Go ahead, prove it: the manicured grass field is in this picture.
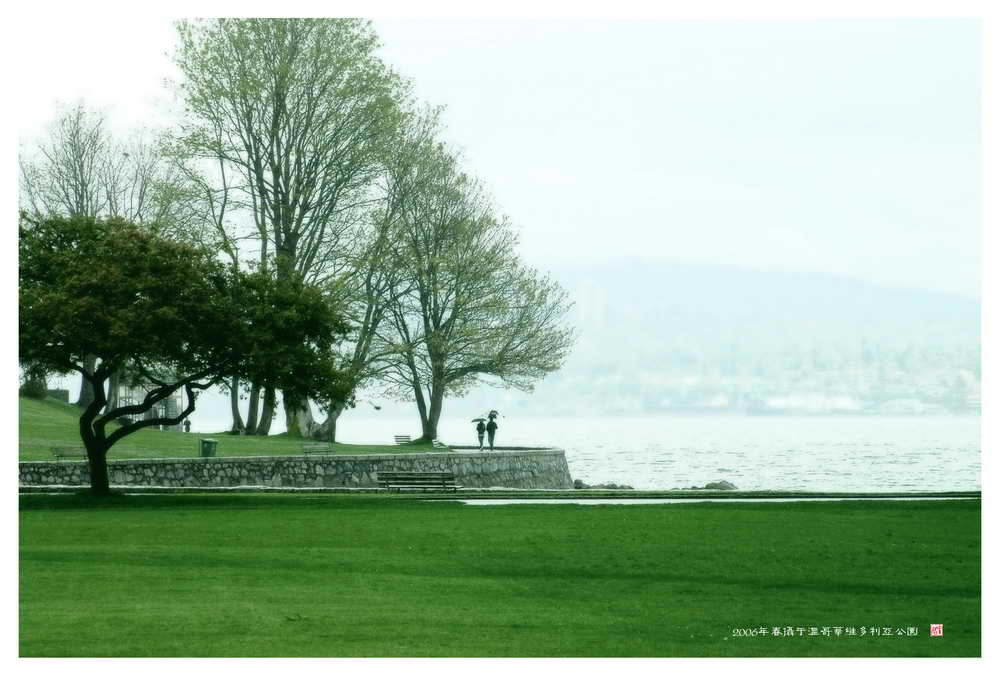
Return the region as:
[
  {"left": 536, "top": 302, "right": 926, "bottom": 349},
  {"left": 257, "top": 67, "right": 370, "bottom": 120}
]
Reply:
[
  {"left": 18, "top": 396, "right": 440, "bottom": 461},
  {"left": 19, "top": 493, "right": 980, "bottom": 657}
]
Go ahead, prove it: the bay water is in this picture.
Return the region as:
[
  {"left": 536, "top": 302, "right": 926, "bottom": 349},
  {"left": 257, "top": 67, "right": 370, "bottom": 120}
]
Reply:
[{"left": 337, "top": 414, "right": 980, "bottom": 492}]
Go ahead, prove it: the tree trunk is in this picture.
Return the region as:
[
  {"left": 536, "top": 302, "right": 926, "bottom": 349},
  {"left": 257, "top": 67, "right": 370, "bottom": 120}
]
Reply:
[
  {"left": 284, "top": 393, "right": 315, "bottom": 439},
  {"left": 417, "top": 364, "right": 446, "bottom": 442},
  {"left": 79, "top": 372, "right": 111, "bottom": 496},
  {"left": 313, "top": 402, "right": 345, "bottom": 442},
  {"left": 412, "top": 382, "right": 430, "bottom": 441},
  {"left": 256, "top": 387, "right": 276, "bottom": 435},
  {"left": 104, "top": 369, "right": 120, "bottom": 413},
  {"left": 76, "top": 355, "right": 98, "bottom": 408},
  {"left": 85, "top": 446, "right": 111, "bottom": 496},
  {"left": 229, "top": 376, "right": 245, "bottom": 434},
  {"left": 244, "top": 383, "right": 261, "bottom": 435},
  {"left": 422, "top": 381, "right": 445, "bottom": 442}
]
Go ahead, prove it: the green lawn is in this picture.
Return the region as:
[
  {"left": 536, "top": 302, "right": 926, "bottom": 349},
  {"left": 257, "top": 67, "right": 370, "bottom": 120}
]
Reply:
[
  {"left": 19, "top": 493, "right": 980, "bottom": 657},
  {"left": 18, "top": 396, "right": 441, "bottom": 461}
]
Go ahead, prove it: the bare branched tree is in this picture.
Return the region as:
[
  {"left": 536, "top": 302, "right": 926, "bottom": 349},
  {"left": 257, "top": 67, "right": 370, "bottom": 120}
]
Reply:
[
  {"left": 172, "top": 18, "right": 409, "bottom": 437},
  {"left": 302, "top": 109, "right": 445, "bottom": 441},
  {"left": 163, "top": 148, "right": 261, "bottom": 432},
  {"left": 375, "top": 135, "right": 576, "bottom": 441},
  {"left": 19, "top": 103, "right": 109, "bottom": 220}
]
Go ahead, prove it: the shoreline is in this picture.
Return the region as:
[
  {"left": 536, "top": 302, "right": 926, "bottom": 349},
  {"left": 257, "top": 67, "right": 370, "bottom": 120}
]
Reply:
[{"left": 17, "top": 486, "right": 981, "bottom": 500}]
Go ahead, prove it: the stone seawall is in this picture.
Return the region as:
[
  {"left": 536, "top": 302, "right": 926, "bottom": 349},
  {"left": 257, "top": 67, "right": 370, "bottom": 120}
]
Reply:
[{"left": 18, "top": 448, "right": 573, "bottom": 490}]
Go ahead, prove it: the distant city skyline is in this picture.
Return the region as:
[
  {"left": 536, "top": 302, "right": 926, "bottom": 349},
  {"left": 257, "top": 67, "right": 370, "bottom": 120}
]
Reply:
[{"left": 14, "top": 16, "right": 982, "bottom": 298}]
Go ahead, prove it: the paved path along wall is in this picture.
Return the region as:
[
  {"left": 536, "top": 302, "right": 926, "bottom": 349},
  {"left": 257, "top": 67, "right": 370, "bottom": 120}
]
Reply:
[{"left": 18, "top": 448, "right": 573, "bottom": 490}]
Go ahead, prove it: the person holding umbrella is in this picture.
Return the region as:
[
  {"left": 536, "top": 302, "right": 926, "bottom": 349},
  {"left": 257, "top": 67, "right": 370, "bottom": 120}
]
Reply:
[
  {"left": 486, "top": 410, "right": 499, "bottom": 451},
  {"left": 472, "top": 418, "right": 487, "bottom": 450}
]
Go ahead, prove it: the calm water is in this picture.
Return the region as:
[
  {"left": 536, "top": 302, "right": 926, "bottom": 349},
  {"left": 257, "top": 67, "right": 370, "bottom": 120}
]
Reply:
[{"left": 337, "top": 415, "right": 981, "bottom": 492}]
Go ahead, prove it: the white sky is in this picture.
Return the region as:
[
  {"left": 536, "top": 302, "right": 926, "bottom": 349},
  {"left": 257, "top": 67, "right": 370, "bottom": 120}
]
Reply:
[
  {"left": 377, "top": 18, "right": 982, "bottom": 298},
  {"left": 10, "top": 11, "right": 983, "bottom": 298}
]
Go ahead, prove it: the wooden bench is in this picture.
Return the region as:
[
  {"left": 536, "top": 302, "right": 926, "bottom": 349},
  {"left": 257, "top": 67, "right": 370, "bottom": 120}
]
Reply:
[
  {"left": 377, "top": 471, "right": 462, "bottom": 492},
  {"left": 394, "top": 436, "right": 450, "bottom": 449},
  {"left": 51, "top": 446, "right": 87, "bottom": 461},
  {"left": 302, "top": 442, "right": 334, "bottom": 455}
]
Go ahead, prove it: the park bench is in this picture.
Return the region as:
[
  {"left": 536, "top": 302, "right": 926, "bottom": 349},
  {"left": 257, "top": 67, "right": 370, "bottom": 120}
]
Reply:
[
  {"left": 302, "top": 442, "right": 334, "bottom": 455},
  {"left": 50, "top": 446, "right": 87, "bottom": 461},
  {"left": 377, "top": 471, "right": 462, "bottom": 492},
  {"left": 394, "top": 436, "right": 449, "bottom": 449}
]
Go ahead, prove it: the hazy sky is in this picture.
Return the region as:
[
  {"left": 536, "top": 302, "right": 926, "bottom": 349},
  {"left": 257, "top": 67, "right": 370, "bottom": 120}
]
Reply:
[
  {"left": 14, "top": 16, "right": 981, "bottom": 299},
  {"left": 10, "top": 11, "right": 987, "bottom": 434}
]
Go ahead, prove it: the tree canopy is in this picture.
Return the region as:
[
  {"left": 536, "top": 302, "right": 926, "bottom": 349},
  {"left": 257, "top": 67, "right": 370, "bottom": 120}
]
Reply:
[
  {"left": 19, "top": 214, "right": 351, "bottom": 493},
  {"left": 374, "top": 124, "right": 575, "bottom": 441},
  {"left": 19, "top": 19, "right": 576, "bottom": 449},
  {"left": 171, "top": 18, "right": 410, "bottom": 436},
  {"left": 19, "top": 103, "right": 201, "bottom": 408}
]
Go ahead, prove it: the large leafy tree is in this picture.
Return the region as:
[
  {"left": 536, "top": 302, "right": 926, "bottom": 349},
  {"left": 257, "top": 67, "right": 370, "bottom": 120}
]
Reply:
[
  {"left": 19, "top": 215, "right": 351, "bottom": 495},
  {"left": 296, "top": 109, "right": 444, "bottom": 442},
  {"left": 171, "top": 18, "right": 408, "bottom": 437},
  {"left": 376, "top": 133, "right": 576, "bottom": 441},
  {"left": 20, "top": 103, "right": 198, "bottom": 407}
]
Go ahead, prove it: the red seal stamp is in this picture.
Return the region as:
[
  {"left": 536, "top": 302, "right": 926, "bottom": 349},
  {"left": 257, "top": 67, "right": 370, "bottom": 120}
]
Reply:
[{"left": 930, "top": 624, "right": 943, "bottom": 637}]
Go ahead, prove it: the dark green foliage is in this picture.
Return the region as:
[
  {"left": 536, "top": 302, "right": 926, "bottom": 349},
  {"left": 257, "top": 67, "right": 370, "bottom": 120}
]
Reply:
[
  {"left": 19, "top": 368, "right": 48, "bottom": 399},
  {"left": 234, "top": 269, "right": 353, "bottom": 408},
  {"left": 19, "top": 215, "right": 352, "bottom": 492},
  {"left": 20, "top": 216, "right": 235, "bottom": 373},
  {"left": 18, "top": 381, "right": 48, "bottom": 399}
]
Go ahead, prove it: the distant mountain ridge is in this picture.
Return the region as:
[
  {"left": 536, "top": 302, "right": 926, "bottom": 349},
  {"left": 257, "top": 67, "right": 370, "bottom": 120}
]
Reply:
[
  {"left": 437, "top": 260, "right": 980, "bottom": 416},
  {"left": 546, "top": 259, "right": 979, "bottom": 351}
]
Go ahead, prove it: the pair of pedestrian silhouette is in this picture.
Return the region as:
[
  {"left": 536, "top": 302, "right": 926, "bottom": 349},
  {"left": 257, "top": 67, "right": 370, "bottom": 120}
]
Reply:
[{"left": 476, "top": 413, "right": 498, "bottom": 451}]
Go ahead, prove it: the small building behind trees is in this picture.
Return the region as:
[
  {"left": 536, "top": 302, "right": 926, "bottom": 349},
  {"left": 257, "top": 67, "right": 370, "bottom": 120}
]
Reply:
[{"left": 115, "top": 379, "right": 187, "bottom": 431}]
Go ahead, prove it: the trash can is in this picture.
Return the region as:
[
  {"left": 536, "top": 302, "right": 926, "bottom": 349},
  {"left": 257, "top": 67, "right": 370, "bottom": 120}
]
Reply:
[{"left": 199, "top": 438, "right": 218, "bottom": 458}]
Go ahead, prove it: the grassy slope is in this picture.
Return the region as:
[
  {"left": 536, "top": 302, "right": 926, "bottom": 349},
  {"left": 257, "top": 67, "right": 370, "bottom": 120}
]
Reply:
[
  {"left": 19, "top": 493, "right": 980, "bottom": 657},
  {"left": 18, "top": 396, "right": 441, "bottom": 461}
]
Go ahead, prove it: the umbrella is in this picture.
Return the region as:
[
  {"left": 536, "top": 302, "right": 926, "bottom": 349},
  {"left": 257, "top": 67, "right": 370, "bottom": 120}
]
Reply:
[
  {"left": 471, "top": 417, "right": 487, "bottom": 423},
  {"left": 488, "top": 410, "right": 500, "bottom": 418}
]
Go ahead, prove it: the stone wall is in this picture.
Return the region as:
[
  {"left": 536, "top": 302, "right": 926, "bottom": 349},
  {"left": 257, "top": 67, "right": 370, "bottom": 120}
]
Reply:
[{"left": 18, "top": 448, "right": 573, "bottom": 490}]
